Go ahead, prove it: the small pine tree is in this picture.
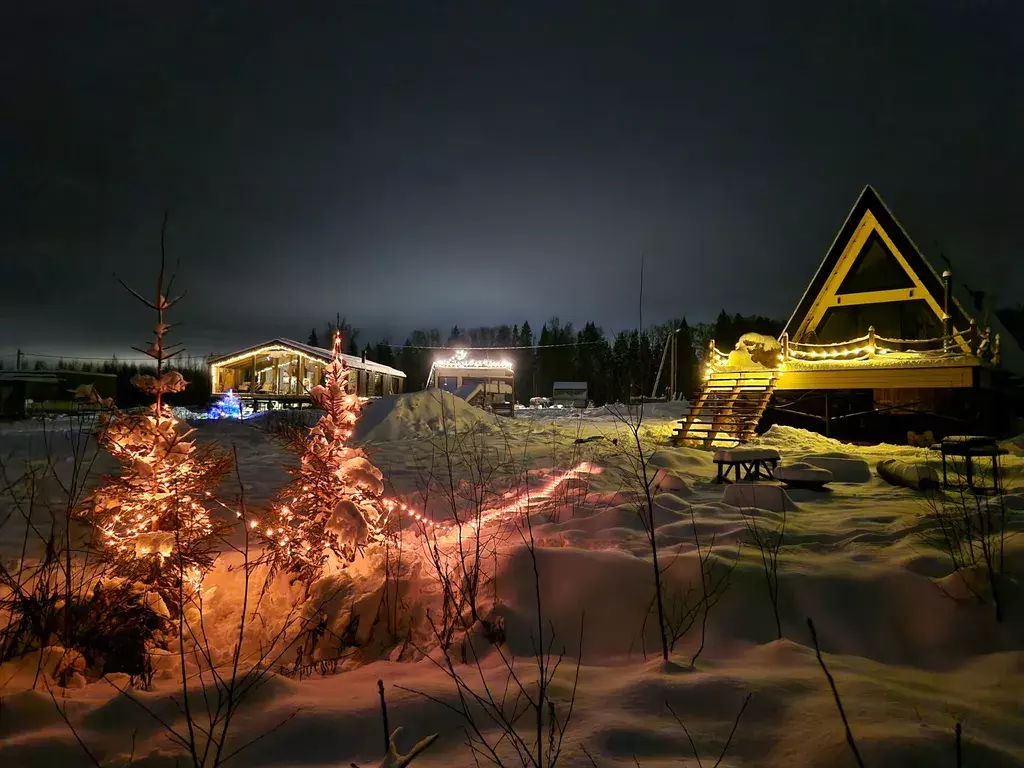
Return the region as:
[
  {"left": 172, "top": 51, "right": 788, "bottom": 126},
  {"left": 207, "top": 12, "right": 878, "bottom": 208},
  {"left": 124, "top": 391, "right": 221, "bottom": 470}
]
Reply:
[
  {"left": 86, "top": 224, "right": 232, "bottom": 608},
  {"left": 308, "top": 328, "right": 320, "bottom": 348},
  {"left": 258, "top": 331, "right": 390, "bottom": 582}
]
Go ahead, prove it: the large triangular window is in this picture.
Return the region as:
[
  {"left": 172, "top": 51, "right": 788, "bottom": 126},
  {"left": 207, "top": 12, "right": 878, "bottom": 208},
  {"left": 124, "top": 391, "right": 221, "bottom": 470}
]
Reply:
[{"left": 836, "top": 232, "right": 915, "bottom": 295}]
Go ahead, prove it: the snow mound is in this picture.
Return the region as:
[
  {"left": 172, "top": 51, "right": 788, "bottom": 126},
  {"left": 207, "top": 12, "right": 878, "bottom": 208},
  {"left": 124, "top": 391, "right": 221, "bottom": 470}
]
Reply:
[
  {"left": 735, "top": 332, "right": 782, "bottom": 367},
  {"left": 799, "top": 454, "right": 871, "bottom": 483},
  {"left": 721, "top": 482, "right": 801, "bottom": 512},
  {"left": 756, "top": 425, "right": 931, "bottom": 460},
  {"left": 171, "top": 405, "right": 206, "bottom": 421},
  {"left": 353, "top": 390, "right": 508, "bottom": 442},
  {"left": 652, "top": 467, "right": 689, "bottom": 493},
  {"left": 773, "top": 462, "right": 833, "bottom": 487}
]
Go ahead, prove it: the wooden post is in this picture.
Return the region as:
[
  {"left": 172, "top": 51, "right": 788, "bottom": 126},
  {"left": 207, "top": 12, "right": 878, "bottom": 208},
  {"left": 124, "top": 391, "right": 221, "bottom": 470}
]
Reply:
[
  {"left": 942, "top": 270, "right": 953, "bottom": 351},
  {"left": 969, "top": 319, "right": 978, "bottom": 355},
  {"left": 16, "top": 348, "right": 23, "bottom": 371},
  {"left": 993, "top": 333, "right": 1001, "bottom": 365},
  {"left": 781, "top": 332, "right": 789, "bottom": 363},
  {"left": 251, "top": 354, "right": 257, "bottom": 393},
  {"left": 867, "top": 326, "right": 876, "bottom": 358},
  {"left": 823, "top": 391, "right": 831, "bottom": 438},
  {"left": 651, "top": 328, "right": 672, "bottom": 399}
]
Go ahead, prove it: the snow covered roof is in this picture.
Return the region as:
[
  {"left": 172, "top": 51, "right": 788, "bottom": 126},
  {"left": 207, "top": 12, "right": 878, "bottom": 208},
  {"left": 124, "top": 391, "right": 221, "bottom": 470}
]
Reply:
[
  {"left": 553, "top": 381, "right": 588, "bottom": 390},
  {"left": 0, "top": 372, "right": 60, "bottom": 383},
  {"left": 208, "top": 338, "right": 406, "bottom": 378}
]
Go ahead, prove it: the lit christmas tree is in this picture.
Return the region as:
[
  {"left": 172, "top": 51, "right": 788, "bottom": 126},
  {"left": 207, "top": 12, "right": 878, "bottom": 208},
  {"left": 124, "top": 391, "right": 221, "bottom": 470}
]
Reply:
[
  {"left": 86, "top": 231, "right": 231, "bottom": 604},
  {"left": 207, "top": 388, "right": 242, "bottom": 419},
  {"left": 258, "top": 330, "right": 390, "bottom": 581}
]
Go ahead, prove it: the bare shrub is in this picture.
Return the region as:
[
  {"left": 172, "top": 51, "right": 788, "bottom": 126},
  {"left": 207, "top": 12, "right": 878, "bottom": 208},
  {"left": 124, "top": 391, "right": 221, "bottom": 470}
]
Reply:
[
  {"left": 742, "top": 500, "right": 786, "bottom": 640},
  {"left": 666, "top": 691, "right": 752, "bottom": 767},
  {"left": 402, "top": 419, "right": 584, "bottom": 766},
  {"left": 922, "top": 479, "right": 1014, "bottom": 622}
]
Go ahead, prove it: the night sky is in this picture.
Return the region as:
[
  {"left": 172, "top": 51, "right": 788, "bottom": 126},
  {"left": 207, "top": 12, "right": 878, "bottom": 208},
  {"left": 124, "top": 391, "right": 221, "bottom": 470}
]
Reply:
[{"left": 2, "top": 1, "right": 1021, "bottom": 362}]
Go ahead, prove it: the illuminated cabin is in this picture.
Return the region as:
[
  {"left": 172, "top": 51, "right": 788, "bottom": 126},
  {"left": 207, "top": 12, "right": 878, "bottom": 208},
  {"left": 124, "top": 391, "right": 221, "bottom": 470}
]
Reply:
[
  {"left": 427, "top": 349, "right": 516, "bottom": 416},
  {"left": 208, "top": 338, "right": 406, "bottom": 409},
  {"left": 674, "top": 185, "right": 1023, "bottom": 445}
]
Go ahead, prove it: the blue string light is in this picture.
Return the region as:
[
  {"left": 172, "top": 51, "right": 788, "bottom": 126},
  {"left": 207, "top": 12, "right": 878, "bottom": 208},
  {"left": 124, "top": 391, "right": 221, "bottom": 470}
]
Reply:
[{"left": 207, "top": 389, "right": 242, "bottom": 419}]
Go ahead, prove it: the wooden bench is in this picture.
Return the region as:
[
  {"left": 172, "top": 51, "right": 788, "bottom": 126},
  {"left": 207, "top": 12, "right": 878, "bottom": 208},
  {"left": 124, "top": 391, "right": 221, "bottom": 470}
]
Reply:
[
  {"left": 931, "top": 436, "right": 1008, "bottom": 495},
  {"left": 713, "top": 448, "right": 781, "bottom": 483}
]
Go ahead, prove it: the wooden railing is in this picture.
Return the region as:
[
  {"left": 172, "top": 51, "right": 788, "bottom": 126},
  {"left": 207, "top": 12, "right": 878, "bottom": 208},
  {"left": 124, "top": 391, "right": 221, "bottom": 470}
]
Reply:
[{"left": 704, "top": 323, "right": 1000, "bottom": 373}]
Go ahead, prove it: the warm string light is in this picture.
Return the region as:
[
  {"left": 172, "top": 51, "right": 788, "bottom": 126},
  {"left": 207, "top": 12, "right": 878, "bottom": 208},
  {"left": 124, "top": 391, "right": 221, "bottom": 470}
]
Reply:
[
  {"left": 787, "top": 344, "right": 892, "bottom": 360},
  {"left": 208, "top": 340, "right": 406, "bottom": 380},
  {"left": 426, "top": 348, "right": 515, "bottom": 388},
  {"left": 382, "top": 461, "right": 600, "bottom": 537}
]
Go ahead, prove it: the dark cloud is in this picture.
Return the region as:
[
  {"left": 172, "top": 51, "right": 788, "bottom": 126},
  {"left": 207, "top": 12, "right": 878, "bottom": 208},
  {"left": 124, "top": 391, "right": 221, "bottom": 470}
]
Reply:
[{"left": 2, "top": 1, "right": 1021, "bottom": 360}]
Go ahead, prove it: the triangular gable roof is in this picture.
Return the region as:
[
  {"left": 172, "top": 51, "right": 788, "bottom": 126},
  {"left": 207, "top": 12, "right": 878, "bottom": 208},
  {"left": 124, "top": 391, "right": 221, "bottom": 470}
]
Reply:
[
  {"left": 782, "top": 185, "right": 974, "bottom": 347},
  {"left": 208, "top": 338, "right": 406, "bottom": 378}
]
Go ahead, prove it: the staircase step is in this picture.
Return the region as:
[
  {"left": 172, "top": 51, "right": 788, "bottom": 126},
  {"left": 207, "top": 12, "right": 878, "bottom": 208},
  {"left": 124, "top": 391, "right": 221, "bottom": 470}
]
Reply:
[{"left": 676, "top": 369, "right": 779, "bottom": 444}]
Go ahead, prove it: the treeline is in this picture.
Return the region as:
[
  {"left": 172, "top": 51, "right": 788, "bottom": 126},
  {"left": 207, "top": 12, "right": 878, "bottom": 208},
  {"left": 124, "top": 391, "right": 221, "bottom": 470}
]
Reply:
[
  {"left": 0, "top": 356, "right": 213, "bottom": 408},
  {"left": 348, "top": 310, "right": 781, "bottom": 405}
]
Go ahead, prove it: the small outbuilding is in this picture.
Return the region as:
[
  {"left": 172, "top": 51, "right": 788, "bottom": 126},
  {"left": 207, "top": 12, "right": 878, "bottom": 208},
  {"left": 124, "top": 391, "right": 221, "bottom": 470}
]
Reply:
[
  {"left": 552, "top": 381, "right": 588, "bottom": 408},
  {"left": 427, "top": 349, "right": 515, "bottom": 416},
  {"left": 0, "top": 370, "right": 117, "bottom": 418}
]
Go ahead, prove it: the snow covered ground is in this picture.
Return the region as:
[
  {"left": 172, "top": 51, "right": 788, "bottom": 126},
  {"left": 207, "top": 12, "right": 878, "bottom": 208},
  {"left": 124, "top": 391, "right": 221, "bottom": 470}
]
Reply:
[{"left": 2, "top": 392, "right": 1023, "bottom": 766}]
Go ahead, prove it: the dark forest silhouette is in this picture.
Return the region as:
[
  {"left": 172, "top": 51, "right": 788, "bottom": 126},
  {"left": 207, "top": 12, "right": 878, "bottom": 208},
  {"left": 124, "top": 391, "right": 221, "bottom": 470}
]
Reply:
[{"left": 7, "top": 311, "right": 784, "bottom": 408}]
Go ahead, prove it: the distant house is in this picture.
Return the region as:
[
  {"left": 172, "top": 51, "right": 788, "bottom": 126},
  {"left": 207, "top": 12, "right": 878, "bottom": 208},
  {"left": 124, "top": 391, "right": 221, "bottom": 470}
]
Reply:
[
  {"left": 0, "top": 370, "right": 117, "bottom": 418},
  {"left": 552, "top": 381, "right": 588, "bottom": 408},
  {"left": 427, "top": 349, "right": 516, "bottom": 416},
  {"left": 208, "top": 338, "right": 406, "bottom": 410}
]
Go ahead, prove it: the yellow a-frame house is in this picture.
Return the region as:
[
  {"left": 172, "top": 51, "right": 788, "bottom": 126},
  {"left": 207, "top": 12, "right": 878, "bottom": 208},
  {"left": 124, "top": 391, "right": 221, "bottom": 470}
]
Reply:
[{"left": 674, "top": 186, "right": 1018, "bottom": 445}]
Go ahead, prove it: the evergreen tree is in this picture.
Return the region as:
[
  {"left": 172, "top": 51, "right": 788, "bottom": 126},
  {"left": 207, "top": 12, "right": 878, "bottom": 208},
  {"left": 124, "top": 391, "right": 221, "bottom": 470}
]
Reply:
[
  {"left": 257, "top": 331, "right": 390, "bottom": 581},
  {"left": 610, "top": 331, "right": 631, "bottom": 403},
  {"left": 713, "top": 309, "right": 735, "bottom": 351},
  {"left": 86, "top": 261, "right": 231, "bottom": 608},
  {"left": 516, "top": 321, "right": 535, "bottom": 401},
  {"left": 675, "top": 317, "right": 696, "bottom": 399},
  {"left": 308, "top": 328, "right": 320, "bottom": 348},
  {"left": 537, "top": 323, "right": 553, "bottom": 398},
  {"left": 374, "top": 338, "right": 396, "bottom": 368}
]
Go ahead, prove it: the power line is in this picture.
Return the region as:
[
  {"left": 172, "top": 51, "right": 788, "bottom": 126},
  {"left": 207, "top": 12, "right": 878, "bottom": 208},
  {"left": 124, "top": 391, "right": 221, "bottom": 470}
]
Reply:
[
  {"left": 382, "top": 341, "right": 607, "bottom": 351},
  {"left": 16, "top": 351, "right": 207, "bottom": 363}
]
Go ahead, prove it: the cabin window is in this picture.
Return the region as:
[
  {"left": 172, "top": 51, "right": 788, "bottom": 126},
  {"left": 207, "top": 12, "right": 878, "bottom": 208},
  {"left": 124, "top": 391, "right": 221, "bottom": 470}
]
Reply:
[
  {"left": 837, "top": 232, "right": 915, "bottom": 295},
  {"left": 815, "top": 299, "right": 943, "bottom": 343}
]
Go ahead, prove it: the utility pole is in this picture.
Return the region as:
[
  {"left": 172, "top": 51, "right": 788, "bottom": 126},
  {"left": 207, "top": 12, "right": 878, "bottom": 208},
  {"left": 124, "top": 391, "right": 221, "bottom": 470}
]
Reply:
[
  {"left": 16, "top": 348, "right": 23, "bottom": 371},
  {"left": 669, "top": 328, "right": 676, "bottom": 400}
]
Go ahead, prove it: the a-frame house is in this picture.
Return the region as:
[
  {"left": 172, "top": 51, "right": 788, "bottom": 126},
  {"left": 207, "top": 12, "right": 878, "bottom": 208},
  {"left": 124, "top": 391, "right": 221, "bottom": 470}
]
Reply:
[{"left": 673, "top": 185, "right": 1020, "bottom": 445}]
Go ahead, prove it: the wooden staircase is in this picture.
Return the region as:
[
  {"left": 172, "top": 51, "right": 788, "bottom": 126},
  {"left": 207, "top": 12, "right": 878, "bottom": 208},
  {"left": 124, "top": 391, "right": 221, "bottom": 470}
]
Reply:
[{"left": 671, "top": 368, "right": 779, "bottom": 447}]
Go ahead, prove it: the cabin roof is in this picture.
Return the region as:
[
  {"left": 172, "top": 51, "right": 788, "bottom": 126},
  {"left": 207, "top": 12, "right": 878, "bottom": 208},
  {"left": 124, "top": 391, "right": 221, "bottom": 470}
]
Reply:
[{"left": 208, "top": 338, "right": 406, "bottom": 378}]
